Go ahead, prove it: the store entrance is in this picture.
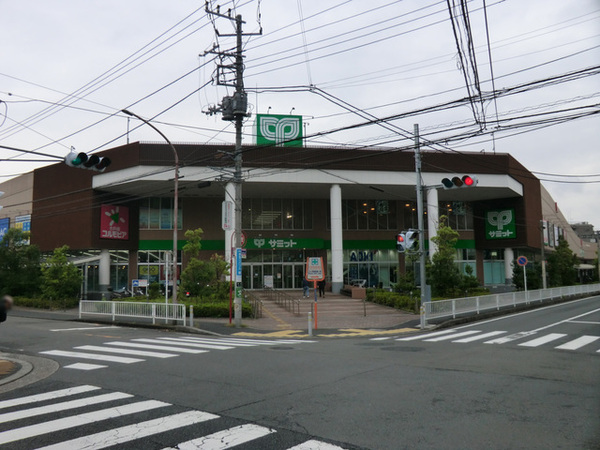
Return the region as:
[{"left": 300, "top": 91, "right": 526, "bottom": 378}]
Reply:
[{"left": 242, "top": 262, "right": 305, "bottom": 290}]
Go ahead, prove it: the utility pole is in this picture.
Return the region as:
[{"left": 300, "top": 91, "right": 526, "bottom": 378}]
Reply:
[
  {"left": 414, "top": 124, "right": 430, "bottom": 329},
  {"left": 540, "top": 220, "right": 547, "bottom": 289},
  {"left": 205, "top": 5, "right": 261, "bottom": 327}
]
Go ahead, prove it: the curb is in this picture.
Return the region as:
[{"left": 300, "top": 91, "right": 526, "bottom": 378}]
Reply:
[{"left": 0, "top": 353, "right": 59, "bottom": 394}]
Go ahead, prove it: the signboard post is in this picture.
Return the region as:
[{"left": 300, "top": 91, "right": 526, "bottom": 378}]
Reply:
[
  {"left": 305, "top": 257, "right": 325, "bottom": 330},
  {"left": 517, "top": 256, "right": 528, "bottom": 294}
]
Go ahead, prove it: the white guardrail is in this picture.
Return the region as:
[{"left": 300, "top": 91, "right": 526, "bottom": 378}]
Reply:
[
  {"left": 423, "top": 283, "right": 600, "bottom": 325},
  {"left": 79, "top": 300, "right": 187, "bottom": 326}
]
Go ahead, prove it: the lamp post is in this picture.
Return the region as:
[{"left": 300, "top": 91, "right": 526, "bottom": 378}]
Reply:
[{"left": 122, "top": 109, "right": 179, "bottom": 304}]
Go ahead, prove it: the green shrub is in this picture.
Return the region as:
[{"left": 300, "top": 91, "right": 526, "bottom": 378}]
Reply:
[
  {"left": 367, "top": 289, "right": 416, "bottom": 312},
  {"left": 184, "top": 301, "right": 251, "bottom": 318},
  {"left": 14, "top": 296, "right": 79, "bottom": 309}
]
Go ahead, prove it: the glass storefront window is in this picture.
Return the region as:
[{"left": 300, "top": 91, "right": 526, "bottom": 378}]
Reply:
[
  {"left": 331, "top": 200, "right": 398, "bottom": 230},
  {"left": 439, "top": 201, "right": 474, "bottom": 230},
  {"left": 139, "top": 198, "right": 182, "bottom": 230},
  {"left": 242, "top": 198, "right": 312, "bottom": 230}
]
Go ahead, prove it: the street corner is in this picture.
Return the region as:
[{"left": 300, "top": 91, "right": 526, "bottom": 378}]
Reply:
[
  {"left": 0, "top": 358, "right": 21, "bottom": 381},
  {"left": 232, "top": 329, "right": 312, "bottom": 339},
  {"left": 317, "top": 327, "right": 418, "bottom": 338},
  {"left": 0, "top": 353, "right": 58, "bottom": 394}
]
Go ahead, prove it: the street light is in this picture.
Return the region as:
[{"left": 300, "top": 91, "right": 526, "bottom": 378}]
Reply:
[{"left": 122, "top": 109, "right": 180, "bottom": 304}]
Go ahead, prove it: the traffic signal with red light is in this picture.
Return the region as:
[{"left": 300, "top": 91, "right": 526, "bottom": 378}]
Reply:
[
  {"left": 396, "top": 232, "right": 406, "bottom": 253},
  {"left": 64, "top": 151, "right": 111, "bottom": 172},
  {"left": 441, "top": 175, "right": 478, "bottom": 189}
]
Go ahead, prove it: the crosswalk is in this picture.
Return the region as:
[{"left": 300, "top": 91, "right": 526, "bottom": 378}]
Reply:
[
  {"left": 0, "top": 384, "right": 346, "bottom": 449},
  {"left": 40, "top": 336, "right": 316, "bottom": 371},
  {"left": 371, "top": 329, "right": 600, "bottom": 353}
]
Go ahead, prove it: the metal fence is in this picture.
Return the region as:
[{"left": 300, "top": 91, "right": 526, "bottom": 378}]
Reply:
[
  {"left": 423, "top": 283, "right": 600, "bottom": 325},
  {"left": 79, "top": 300, "right": 187, "bottom": 326},
  {"left": 244, "top": 290, "right": 264, "bottom": 318},
  {"left": 262, "top": 288, "right": 301, "bottom": 315}
]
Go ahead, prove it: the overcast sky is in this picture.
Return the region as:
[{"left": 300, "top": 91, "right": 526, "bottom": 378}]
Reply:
[{"left": 1, "top": 0, "right": 598, "bottom": 228}]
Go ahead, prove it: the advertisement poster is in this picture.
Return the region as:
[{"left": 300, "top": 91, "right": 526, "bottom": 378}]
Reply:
[{"left": 100, "top": 205, "right": 129, "bottom": 240}]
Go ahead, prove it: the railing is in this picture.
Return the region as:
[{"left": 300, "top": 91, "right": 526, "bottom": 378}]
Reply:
[
  {"left": 423, "top": 283, "right": 600, "bottom": 325},
  {"left": 79, "top": 300, "right": 187, "bottom": 326},
  {"left": 263, "top": 288, "right": 301, "bottom": 315},
  {"left": 244, "top": 290, "right": 263, "bottom": 319}
]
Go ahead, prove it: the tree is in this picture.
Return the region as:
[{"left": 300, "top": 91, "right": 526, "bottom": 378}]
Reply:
[
  {"left": 546, "top": 237, "right": 578, "bottom": 287},
  {"left": 0, "top": 228, "right": 41, "bottom": 297},
  {"left": 512, "top": 261, "right": 542, "bottom": 290},
  {"left": 427, "top": 215, "right": 462, "bottom": 297},
  {"left": 41, "top": 245, "right": 82, "bottom": 301}
]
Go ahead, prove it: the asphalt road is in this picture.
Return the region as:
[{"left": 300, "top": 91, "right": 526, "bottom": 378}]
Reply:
[{"left": 0, "top": 295, "right": 598, "bottom": 449}]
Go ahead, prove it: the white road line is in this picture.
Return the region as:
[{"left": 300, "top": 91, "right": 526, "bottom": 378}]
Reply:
[
  {"left": 40, "top": 350, "right": 144, "bottom": 364},
  {"left": 519, "top": 333, "right": 567, "bottom": 347},
  {"left": 50, "top": 326, "right": 119, "bottom": 332},
  {"left": 0, "top": 392, "right": 132, "bottom": 424},
  {"left": 531, "top": 307, "right": 600, "bottom": 333},
  {"left": 38, "top": 410, "right": 219, "bottom": 450},
  {"left": 484, "top": 331, "right": 536, "bottom": 345},
  {"left": 396, "top": 329, "right": 456, "bottom": 341},
  {"left": 287, "top": 440, "right": 347, "bottom": 450},
  {"left": 103, "top": 342, "right": 208, "bottom": 354},
  {"left": 0, "top": 400, "right": 169, "bottom": 445},
  {"left": 452, "top": 331, "right": 507, "bottom": 343},
  {"left": 555, "top": 335, "right": 600, "bottom": 350},
  {"left": 147, "top": 338, "right": 235, "bottom": 350},
  {"left": 425, "top": 330, "right": 481, "bottom": 342},
  {"left": 370, "top": 337, "right": 393, "bottom": 341},
  {"left": 178, "top": 337, "right": 257, "bottom": 347},
  {"left": 0, "top": 385, "right": 100, "bottom": 410},
  {"left": 64, "top": 363, "right": 107, "bottom": 371},
  {"left": 170, "top": 424, "right": 275, "bottom": 450},
  {"left": 75, "top": 345, "right": 178, "bottom": 358},
  {"left": 567, "top": 320, "right": 600, "bottom": 325}
]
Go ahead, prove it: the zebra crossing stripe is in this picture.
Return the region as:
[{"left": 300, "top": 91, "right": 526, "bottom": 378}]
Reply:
[
  {"left": 75, "top": 345, "right": 178, "bottom": 358},
  {"left": 424, "top": 330, "right": 481, "bottom": 342},
  {"left": 177, "top": 337, "right": 257, "bottom": 347},
  {"left": 287, "top": 440, "right": 347, "bottom": 449},
  {"left": 0, "top": 392, "right": 133, "bottom": 424},
  {"left": 0, "top": 385, "right": 100, "bottom": 410},
  {"left": 555, "top": 335, "right": 600, "bottom": 350},
  {"left": 0, "top": 399, "right": 169, "bottom": 445},
  {"left": 64, "top": 363, "right": 108, "bottom": 371},
  {"left": 103, "top": 341, "right": 208, "bottom": 354},
  {"left": 39, "top": 350, "right": 143, "bottom": 364},
  {"left": 452, "top": 331, "right": 506, "bottom": 343},
  {"left": 149, "top": 338, "right": 236, "bottom": 350},
  {"left": 370, "top": 337, "right": 394, "bottom": 341},
  {"left": 396, "top": 329, "right": 456, "bottom": 341},
  {"left": 518, "top": 333, "right": 567, "bottom": 347},
  {"left": 484, "top": 331, "right": 536, "bottom": 345},
  {"left": 168, "top": 423, "right": 275, "bottom": 450},
  {"left": 37, "top": 410, "right": 219, "bottom": 450}
]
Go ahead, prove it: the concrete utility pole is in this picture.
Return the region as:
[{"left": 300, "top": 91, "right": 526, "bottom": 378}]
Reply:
[
  {"left": 540, "top": 220, "right": 547, "bottom": 289},
  {"left": 414, "top": 124, "right": 430, "bottom": 329},
  {"left": 205, "top": 6, "right": 261, "bottom": 327}
]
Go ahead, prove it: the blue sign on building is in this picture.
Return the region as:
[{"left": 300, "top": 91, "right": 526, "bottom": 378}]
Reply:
[{"left": 0, "top": 217, "right": 9, "bottom": 241}]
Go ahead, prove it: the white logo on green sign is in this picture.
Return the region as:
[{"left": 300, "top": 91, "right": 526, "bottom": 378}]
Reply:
[
  {"left": 256, "top": 114, "right": 303, "bottom": 147},
  {"left": 486, "top": 209, "right": 516, "bottom": 239}
]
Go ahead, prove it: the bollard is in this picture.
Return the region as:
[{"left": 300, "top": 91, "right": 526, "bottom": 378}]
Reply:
[
  {"left": 308, "top": 311, "right": 313, "bottom": 336},
  {"left": 190, "top": 305, "right": 194, "bottom": 327}
]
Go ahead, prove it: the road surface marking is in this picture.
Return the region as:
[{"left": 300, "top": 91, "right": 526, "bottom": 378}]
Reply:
[
  {"left": 370, "top": 337, "right": 394, "bottom": 341},
  {"left": 38, "top": 410, "right": 219, "bottom": 450},
  {"left": 40, "top": 350, "right": 143, "bottom": 364},
  {"left": 50, "top": 326, "right": 120, "bottom": 332},
  {"left": 396, "top": 329, "right": 456, "bottom": 341},
  {"left": 287, "top": 440, "right": 347, "bottom": 449},
  {"left": 103, "top": 341, "right": 208, "bottom": 354},
  {"left": 452, "top": 331, "right": 507, "bottom": 343},
  {"left": 519, "top": 333, "right": 567, "bottom": 347},
  {"left": 168, "top": 424, "right": 275, "bottom": 450},
  {"left": 532, "top": 307, "right": 600, "bottom": 333},
  {"left": 64, "top": 363, "right": 107, "bottom": 371},
  {"left": 555, "top": 335, "right": 600, "bottom": 350},
  {"left": 149, "top": 338, "right": 236, "bottom": 350},
  {"left": 567, "top": 320, "right": 600, "bottom": 325},
  {"left": 75, "top": 345, "right": 178, "bottom": 358},
  {"left": 0, "top": 400, "right": 169, "bottom": 445},
  {"left": 484, "top": 331, "right": 536, "bottom": 344},
  {"left": 425, "top": 330, "right": 481, "bottom": 342},
  {"left": 0, "top": 392, "right": 132, "bottom": 424},
  {"left": 0, "top": 385, "right": 100, "bottom": 409}
]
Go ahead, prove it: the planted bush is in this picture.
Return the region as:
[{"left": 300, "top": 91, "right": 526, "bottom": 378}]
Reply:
[{"left": 367, "top": 289, "right": 416, "bottom": 312}]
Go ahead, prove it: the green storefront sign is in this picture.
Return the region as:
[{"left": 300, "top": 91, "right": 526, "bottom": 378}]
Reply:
[
  {"left": 485, "top": 209, "right": 516, "bottom": 240},
  {"left": 256, "top": 114, "right": 303, "bottom": 147}
]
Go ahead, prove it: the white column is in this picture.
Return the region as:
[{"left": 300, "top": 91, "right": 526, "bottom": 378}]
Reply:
[
  {"left": 99, "top": 249, "right": 111, "bottom": 298},
  {"left": 426, "top": 188, "right": 439, "bottom": 260},
  {"left": 330, "top": 184, "right": 344, "bottom": 294},
  {"left": 224, "top": 182, "right": 236, "bottom": 276},
  {"left": 504, "top": 247, "right": 514, "bottom": 285}
]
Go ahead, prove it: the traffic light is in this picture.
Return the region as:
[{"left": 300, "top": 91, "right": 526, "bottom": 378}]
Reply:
[
  {"left": 396, "top": 232, "right": 406, "bottom": 253},
  {"left": 64, "top": 151, "right": 111, "bottom": 172},
  {"left": 441, "top": 175, "right": 478, "bottom": 189},
  {"left": 405, "top": 229, "right": 418, "bottom": 251}
]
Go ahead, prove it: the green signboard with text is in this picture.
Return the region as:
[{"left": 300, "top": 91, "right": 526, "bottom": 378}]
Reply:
[
  {"left": 485, "top": 209, "right": 516, "bottom": 240},
  {"left": 256, "top": 114, "right": 303, "bottom": 147}
]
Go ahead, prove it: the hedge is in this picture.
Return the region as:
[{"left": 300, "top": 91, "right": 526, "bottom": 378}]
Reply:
[{"left": 366, "top": 290, "right": 416, "bottom": 312}]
